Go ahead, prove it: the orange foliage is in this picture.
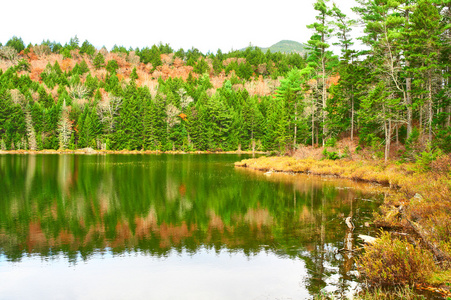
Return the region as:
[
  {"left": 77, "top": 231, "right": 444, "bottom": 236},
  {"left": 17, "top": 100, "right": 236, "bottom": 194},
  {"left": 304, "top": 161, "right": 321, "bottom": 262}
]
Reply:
[
  {"left": 160, "top": 53, "right": 173, "bottom": 65},
  {"left": 93, "top": 69, "right": 107, "bottom": 81},
  {"left": 152, "top": 64, "right": 194, "bottom": 81},
  {"left": 210, "top": 72, "right": 227, "bottom": 89},
  {"left": 172, "top": 57, "right": 184, "bottom": 68},
  {"left": 222, "top": 57, "right": 246, "bottom": 66},
  {"left": 61, "top": 58, "right": 74, "bottom": 71},
  {"left": 105, "top": 52, "right": 129, "bottom": 69},
  {"left": 327, "top": 74, "right": 340, "bottom": 86},
  {"left": 57, "top": 230, "right": 75, "bottom": 245},
  {"left": 26, "top": 48, "right": 39, "bottom": 61},
  {"left": 179, "top": 113, "right": 187, "bottom": 121},
  {"left": 208, "top": 211, "right": 225, "bottom": 232},
  {"left": 27, "top": 222, "right": 46, "bottom": 252},
  {"left": 30, "top": 67, "right": 43, "bottom": 82}
]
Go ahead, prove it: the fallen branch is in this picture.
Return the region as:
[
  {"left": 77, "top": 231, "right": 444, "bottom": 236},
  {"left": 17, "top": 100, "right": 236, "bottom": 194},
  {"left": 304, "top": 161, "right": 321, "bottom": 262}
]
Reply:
[{"left": 405, "top": 218, "right": 450, "bottom": 262}]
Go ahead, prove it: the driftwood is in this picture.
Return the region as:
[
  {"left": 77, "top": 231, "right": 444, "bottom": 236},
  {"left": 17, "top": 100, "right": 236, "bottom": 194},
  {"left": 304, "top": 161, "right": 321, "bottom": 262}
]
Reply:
[{"left": 358, "top": 234, "right": 377, "bottom": 245}]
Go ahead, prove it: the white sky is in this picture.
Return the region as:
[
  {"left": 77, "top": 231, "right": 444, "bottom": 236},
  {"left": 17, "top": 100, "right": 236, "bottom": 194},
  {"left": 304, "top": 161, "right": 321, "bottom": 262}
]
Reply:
[{"left": 1, "top": 0, "right": 358, "bottom": 54}]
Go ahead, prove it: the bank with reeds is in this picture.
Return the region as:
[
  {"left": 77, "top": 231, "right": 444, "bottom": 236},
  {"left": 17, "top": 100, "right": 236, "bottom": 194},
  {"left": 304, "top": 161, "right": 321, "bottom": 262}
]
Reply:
[{"left": 235, "top": 155, "right": 451, "bottom": 294}]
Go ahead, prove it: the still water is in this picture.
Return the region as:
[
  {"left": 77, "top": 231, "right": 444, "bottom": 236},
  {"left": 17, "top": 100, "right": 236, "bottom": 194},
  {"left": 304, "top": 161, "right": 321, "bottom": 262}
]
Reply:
[{"left": 0, "top": 154, "right": 382, "bottom": 299}]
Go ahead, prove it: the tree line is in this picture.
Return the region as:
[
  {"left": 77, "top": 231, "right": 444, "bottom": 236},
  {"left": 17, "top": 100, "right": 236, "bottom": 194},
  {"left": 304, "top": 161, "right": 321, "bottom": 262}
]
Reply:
[{"left": 1, "top": 0, "right": 450, "bottom": 159}]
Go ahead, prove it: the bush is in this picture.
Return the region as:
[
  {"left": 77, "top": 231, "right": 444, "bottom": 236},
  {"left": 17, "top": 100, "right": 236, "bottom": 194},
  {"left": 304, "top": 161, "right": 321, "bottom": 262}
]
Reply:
[
  {"left": 430, "top": 154, "right": 451, "bottom": 174},
  {"left": 322, "top": 148, "right": 341, "bottom": 160},
  {"left": 415, "top": 143, "right": 442, "bottom": 172},
  {"left": 357, "top": 232, "right": 435, "bottom": 286},
  {"left": 325, "top": 137, "right": 337, "bottom": 147}
]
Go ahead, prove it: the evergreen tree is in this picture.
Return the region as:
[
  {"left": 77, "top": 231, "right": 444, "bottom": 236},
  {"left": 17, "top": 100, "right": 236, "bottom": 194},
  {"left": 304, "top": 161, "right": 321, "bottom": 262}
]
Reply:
[
  {"left": 113, "top": 84, "right": 144, "bottom": 150},
  {"left": 80, "top": 40, "right": 96, "bottom": 56},
  {"left": 307, "top": 0, "right": 334, "bottom": 145},
  {"left": 6, "top": 36, "right": 25, "bottom": 53},
  {"left": 406, "top": 0, "right": 443, "bottom": 141},
  {"left": 106, "top": 60, "right": 119, "bottom": 75},
  {"left": 93, "top": 52, "right": 105, "bottom": 70},
  {"left": 275, "top": 68, "right": 305, "bottom": 148}
]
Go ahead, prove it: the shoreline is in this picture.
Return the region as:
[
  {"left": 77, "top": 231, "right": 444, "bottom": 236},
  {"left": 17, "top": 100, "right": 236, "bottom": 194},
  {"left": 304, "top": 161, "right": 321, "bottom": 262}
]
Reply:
[
  {"left": 235, "top": 155, "right": 451, "bottom": 292},
  {"left": 0, "top": 149, "right": 267, "bottom": 155}
]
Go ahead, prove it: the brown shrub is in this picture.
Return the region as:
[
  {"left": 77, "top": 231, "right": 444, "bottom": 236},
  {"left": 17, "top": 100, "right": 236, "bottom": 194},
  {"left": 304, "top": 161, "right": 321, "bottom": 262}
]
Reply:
[
  {"left": 430, "top": 154, "right": 451, "bottom": 174},
  {"left": 357, "top": 232, "right": 435, "bottom": 286}
]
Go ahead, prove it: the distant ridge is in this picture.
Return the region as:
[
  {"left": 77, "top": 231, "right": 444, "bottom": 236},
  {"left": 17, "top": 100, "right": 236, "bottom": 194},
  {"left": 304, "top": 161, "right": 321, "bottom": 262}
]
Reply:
[{"left": 241, "top": 40, "right": 308, "bottom": 54}]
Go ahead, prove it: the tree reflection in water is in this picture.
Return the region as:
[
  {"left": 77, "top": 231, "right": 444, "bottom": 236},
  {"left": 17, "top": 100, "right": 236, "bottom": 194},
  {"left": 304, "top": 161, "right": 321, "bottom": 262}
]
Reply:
[{"left": 0, "top": 154, "right": 383, "bottom": 297}]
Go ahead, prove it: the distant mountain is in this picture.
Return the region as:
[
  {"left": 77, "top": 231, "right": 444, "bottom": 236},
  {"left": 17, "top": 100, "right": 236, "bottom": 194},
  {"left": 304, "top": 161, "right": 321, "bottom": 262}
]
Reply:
[{"left": 255, "top": 40, "right": 308, "bottom": 54}]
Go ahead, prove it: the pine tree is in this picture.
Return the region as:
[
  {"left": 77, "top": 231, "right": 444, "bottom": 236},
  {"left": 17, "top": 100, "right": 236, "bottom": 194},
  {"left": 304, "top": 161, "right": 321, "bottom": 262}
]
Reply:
[
  {"left": 106, "top": 60, "right": 119, "bottom": 75},
  {"left": 93, "top": 52, "right": 105, "bottom": 70},
  {"left": 406, "top": 0, "right": 443, "bottom": 141},
  {"left": 307, "top": 0, "right": 334, "bottom": 145},
  {"left": 275, "top": 68, "right": 305, "bottom": 148},
  {"left": 113, "top": 84, "right": 144, "bottom": 150}
]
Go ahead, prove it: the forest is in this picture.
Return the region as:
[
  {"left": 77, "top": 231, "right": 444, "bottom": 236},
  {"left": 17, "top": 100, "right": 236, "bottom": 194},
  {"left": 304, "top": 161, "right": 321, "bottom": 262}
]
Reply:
[{"left": 0, "top": 0, "right": 450, "bottom": 161}]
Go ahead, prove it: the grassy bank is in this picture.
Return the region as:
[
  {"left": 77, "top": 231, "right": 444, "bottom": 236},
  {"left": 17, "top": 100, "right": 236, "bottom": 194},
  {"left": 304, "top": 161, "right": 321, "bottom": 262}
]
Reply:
[{"left": 235, "top": 155, "right": 451, "bottom": 292}]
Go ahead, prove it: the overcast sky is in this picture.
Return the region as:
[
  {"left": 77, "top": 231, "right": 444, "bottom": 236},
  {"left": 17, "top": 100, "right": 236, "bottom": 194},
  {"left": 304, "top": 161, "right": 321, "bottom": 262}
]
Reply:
[{"left": 1, "top": 0, "right": 359, "bottom": 54}]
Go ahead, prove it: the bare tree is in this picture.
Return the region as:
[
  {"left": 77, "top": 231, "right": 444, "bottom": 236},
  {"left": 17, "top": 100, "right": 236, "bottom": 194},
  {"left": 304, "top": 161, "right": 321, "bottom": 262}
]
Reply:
[
  {"left": 97, "top": 94, "right": 122, "bottom": 135},
  {"left": 25, "top": 107, "right": 37, "bottom": 150},
  {"left": 57, "top": 100, "right": 72, "bottom": 149}
]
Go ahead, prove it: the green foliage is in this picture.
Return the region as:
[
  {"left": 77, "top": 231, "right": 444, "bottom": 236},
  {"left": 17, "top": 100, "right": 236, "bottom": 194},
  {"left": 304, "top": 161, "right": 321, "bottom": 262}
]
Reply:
[
  {"left": 435, "top": 127, "right": 451, "bottom": 153},
  {"left": 61, "top": 48, "right": 72, "bottom": 59},
  {"left": 193, "top": 58, "right": 209, "bottom": 75},
  {"left": 93, "top": 52, "right": 105, "bottom": 70},
  {"left": 324, "top": 137, "right": 336, "bottom": 147},
  {"left": 137, "top": 45, "right": 162, "bottom": 69},
  {"left": 415, "top": 143, "right": 442, "bottom": 171},
  {"left": 80, "top": 40, "right": 96, "bottom": 56},
  {"left": 68, "top": 35, "right": 80, "bottom": 50},
  {"left": 106, "top": 59, "right": 119, "bottom": 74},
  {"left": 322, "top": 148, "right": 341, "bottom": 160},
  {"left": 130, "top": 67, "right": 138, "bottom": 81},
  {"left": 6, "top": 36, "right": 25, "bottom": 53},
  {"left": 111, "top": 45, "right": 128, "bottom": 54}
]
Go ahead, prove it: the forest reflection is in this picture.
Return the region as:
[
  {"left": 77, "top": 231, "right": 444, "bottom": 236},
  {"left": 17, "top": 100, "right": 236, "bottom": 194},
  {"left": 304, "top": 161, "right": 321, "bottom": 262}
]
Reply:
[{"left": 0, "top": 154, "right": 382, "bottom": 296}]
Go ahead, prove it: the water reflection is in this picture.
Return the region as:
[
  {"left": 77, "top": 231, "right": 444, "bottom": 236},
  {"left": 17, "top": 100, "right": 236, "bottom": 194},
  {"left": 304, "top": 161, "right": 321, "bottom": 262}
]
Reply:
[{"left": 0, "top": 154, "right": 382, "bottom": 298}]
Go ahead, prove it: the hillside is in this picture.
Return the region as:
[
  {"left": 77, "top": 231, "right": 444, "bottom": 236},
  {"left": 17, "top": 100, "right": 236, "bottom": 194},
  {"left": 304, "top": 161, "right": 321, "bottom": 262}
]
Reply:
[
  {"left": 0, "top": 40, "right": 313, "bottom": 153},
  {"left": 260, "top": 40, "right": 308, "bottom": 54}
]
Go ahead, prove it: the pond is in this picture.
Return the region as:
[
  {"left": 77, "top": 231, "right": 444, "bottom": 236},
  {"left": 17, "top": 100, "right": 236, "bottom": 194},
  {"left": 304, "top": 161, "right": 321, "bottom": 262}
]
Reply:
[{"left": 0, "top": 154, "right": 383, "bottom": 299}]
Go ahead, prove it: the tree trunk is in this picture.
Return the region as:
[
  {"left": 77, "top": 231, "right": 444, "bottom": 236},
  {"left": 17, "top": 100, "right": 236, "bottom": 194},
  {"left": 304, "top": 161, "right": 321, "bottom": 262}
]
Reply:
[
  {"left": 385, "top": 117, "right": 392, "bottom": 162},
  {"left": 428, "top": 76, "right": 433, "bottom": 142},
  {"left": 294, "top": 102, "right": 297, "bottom": 148},
  {"left": 311, "top": 95, "right": 315, "bottom": 147},
  {"left": 405, "top": 12, "right": 413, "bottom": 137},
  {"left": 447, "top": 105, "right": 451, "bottom": 128},
  {"left": 406, "top": 61, "right": 412, "bottom": 137},
  {"left": 322, "top": 59, "right": 327, "bottom": 146},
  {"left": 351, "top": 89, "right": 354, "bottom": 141}
]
